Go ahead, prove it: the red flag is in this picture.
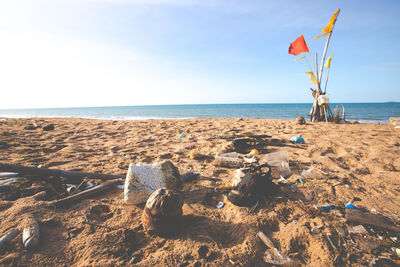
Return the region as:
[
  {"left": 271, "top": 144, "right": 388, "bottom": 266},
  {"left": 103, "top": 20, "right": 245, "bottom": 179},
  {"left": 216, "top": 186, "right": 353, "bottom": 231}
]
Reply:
[{"left": 288, "top": 35, "right": 309, "bottom": 56}]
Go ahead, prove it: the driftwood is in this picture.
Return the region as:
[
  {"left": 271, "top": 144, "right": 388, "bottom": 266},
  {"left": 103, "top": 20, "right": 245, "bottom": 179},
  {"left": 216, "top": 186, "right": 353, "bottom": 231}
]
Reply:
[
  {"left": 345, "top": 209, "right": 400, "bottom": 232},
  {"left": 54, "top": 179, "right": 121, "bottom": 207},
  {"left": 0, "top": 164, "right": 124, "bottom": 181}
]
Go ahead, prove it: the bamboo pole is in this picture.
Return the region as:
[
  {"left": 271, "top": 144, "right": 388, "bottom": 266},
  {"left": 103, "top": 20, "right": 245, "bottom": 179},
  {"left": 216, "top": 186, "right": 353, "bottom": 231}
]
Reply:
[
  {"left": 318, "top": 10, "right": 341, "bottom": 83},
  {"left": 324, "top": 66, "right": 331, "bottom": 93},
  {"left": 315, "top": 53, "right": 322, "bottom": 94}
]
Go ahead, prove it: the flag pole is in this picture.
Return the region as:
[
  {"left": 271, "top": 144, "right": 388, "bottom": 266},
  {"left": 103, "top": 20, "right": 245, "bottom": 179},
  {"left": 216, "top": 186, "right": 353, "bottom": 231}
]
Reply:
[
  {"left": 324, "top": 66, "right": 331, "bottom": 93},
  {"left": 318, "top": 9, "right": 341, "bottom": 83},
  {"left": 304, "top": 57, "right": 314, "bottom": 73},
  {"left": 315, "top": 53, "right": 322, "bottom": 94}
]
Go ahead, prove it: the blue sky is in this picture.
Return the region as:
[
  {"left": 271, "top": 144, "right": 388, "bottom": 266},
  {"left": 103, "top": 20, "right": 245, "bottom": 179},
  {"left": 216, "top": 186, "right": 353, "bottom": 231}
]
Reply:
[{"left": 0, "top": 0, "right": 399, "bottom": 108}]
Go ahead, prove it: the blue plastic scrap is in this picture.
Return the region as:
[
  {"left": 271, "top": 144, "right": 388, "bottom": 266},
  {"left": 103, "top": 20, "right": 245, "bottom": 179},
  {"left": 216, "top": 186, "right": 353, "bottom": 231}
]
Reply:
[
  {"left": 291, "top": 136, "right": 305, "bottom": 144},
  {"left": 179, "top": 132, "right": 184, "bottom": 138},
  {"left": 345, "top": 203, "right": 357, "bottom": 209}
]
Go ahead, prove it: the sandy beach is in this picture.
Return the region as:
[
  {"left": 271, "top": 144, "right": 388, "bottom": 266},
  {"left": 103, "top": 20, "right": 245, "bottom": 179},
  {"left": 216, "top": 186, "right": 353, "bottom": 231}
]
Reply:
[{"left": 0, "top": 117, "right": 399, "bottom": 266}]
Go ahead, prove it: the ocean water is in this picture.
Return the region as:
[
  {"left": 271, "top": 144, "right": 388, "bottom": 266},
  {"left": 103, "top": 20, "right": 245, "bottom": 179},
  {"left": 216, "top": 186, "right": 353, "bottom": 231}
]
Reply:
[{"left": 0, "top": 103, "right": 399, "bottom": 123}]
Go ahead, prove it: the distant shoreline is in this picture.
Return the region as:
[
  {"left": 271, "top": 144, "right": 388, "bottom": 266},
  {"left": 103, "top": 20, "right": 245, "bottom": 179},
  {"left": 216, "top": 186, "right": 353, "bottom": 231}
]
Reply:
[{"left": 0, "top": 103, "right": 398, "bottom": 124}]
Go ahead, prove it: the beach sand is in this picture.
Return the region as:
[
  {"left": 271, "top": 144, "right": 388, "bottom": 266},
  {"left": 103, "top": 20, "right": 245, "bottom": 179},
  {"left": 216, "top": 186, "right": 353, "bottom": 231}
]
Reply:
[{"left": 0, "top": 117, "right": 399, "bottom": 266}]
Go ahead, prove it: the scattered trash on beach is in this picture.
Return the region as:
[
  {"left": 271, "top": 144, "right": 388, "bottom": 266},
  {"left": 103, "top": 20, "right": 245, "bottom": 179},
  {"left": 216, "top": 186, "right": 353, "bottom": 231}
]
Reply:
[
  {"left": 214, "top": 152, "right": 243, "bottom": 168},
  {"left": 301, "top": 168, "right": 324, "bottom": 179},
  {"left": 22, "top": 218, "right": 40, "bottom": 249},
  {"left": 290, "top": 136, "right": 305, "bottom": 144},
  {"left": 347, "top": 225, "right": 368, "bottom": 235},
  {"left": 0, "top": 229, "right": 19, "bottom": 250},
  {"left": 216, "top": 201, "right": 224, "bottom": 209},
  {"left": 345, "top": 203, "right": 357, "bottom": 209},
  {"left": 264, "top": 151, "right": 291, "bottom": 177},
  {"left": 228, "top": 164, "right": 279, "bottom": 207},
  {"left": 179, "top": 131, "right": 184, "bottom": 138}
]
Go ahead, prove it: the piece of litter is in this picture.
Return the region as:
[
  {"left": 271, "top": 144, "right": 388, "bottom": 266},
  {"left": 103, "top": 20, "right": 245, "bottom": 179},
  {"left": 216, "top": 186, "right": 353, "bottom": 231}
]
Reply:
[
  {"left": 85, "top": 182, "right": 94, "bottom": 189},
  {"left": 290, "top": 136, "right": 305, "bottom": 144},
  {"left": 179, "top": 132, "right": 184, "bottom": 138},
  {"left": 392, "top": 247, "right": 400, "bottom": 257},
  {"left": 216, "top": 201, "right": 224, "bottom": 209},
  {"left": 278, "top": 176, "right": 287, "bottom": 183},
  {"left": 346, "top": 203, "right": 357, "bottom": 209},
  {"left": 348, "top": 225, "right": 368, "bottom": 235},
  {"left": 243, "top": 156, "right": 257, "bottom": 164},
  {"left": 370, "top": 209, "right": 377, "bottom": 214},
  {"left": 390, "top": 237, "right": 397, "bottom": 242},
  {"left": 297, "top": 177, "right": 304, "bottom": 184},
  {"left": 116, "top": 184, "right": 124, "bottom": 189}
]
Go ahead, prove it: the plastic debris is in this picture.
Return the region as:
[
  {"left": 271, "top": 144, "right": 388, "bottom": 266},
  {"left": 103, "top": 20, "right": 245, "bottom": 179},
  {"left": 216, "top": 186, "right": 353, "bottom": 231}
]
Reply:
[
  {"left": 347, "top": 225, "right": 368, "bottom": 235},
  {"left": 66, "top": 185, "right": 77, "bottom": 193},
  {"left": 85, "top": 181, "right": 94, "bottom": 189},
  {"left": 22, "top": 218, "right": 40, "bottom": 249},
  {"left": 0, "top": 229, "right": 19, "bottom": 249},
  {"left": 179, "top": 132, "right": 184, "bottom": 138},
  {"left": 214, "top": 153, "right": 243, "bottom": 168},
  {"left": 115, "top": 184, "right": 124, "bottom": 189},
  {"left": 216, "top": 201, "right": 224, "bottom": 209},
  {"left": 243, "top": 156, "right": 257, "bottom": 164},
  {"left": 301, "top": 168, "right": 324, "bottom": 179},
  {"left": 392, "top": 247, "right": 400, "bottom": 257},
  {"left": 297, "top": 177, "right": 304, "bottom": 184},
  {"left": 290, "top": 136, "right": 305, "bottom": 144},
  {"left": 345, "top": 203, "right": 357, "bottom": 209},
  {"left": 264, "top": 151, "right": 291, "bottom": 177}
]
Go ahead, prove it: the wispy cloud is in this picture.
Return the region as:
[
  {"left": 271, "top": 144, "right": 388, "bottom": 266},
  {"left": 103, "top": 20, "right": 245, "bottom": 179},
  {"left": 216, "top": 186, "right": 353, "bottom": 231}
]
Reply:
[{"left": 368, "top": 62, "right": 400, "bottom": 72}]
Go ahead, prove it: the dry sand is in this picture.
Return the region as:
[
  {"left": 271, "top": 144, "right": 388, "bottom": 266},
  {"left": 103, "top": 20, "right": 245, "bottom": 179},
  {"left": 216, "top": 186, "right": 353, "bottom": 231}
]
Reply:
[{"left": 0, "top": 117, "right": 399, "bottom": 266}]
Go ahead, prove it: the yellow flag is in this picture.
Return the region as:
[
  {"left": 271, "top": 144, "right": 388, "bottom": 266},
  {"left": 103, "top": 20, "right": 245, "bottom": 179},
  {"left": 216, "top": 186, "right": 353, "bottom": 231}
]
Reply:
[
  {"left": 305, "top": 72, "right": 318, "bottom": 85},
  {"left": 314, "top": 9, "right": 340, "bottom": 39},
  {"left": 324, "top": 54, "right": 333, "bottom": 68},
  {"left": 294, "top": 56, "right": 305, "bottom": 61}
]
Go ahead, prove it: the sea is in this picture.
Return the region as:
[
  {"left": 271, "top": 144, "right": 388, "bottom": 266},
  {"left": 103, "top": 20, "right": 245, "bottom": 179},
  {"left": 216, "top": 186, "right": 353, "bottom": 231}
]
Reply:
[{"left": 0, "top": 103, "right": 399, "bottom": 124}]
